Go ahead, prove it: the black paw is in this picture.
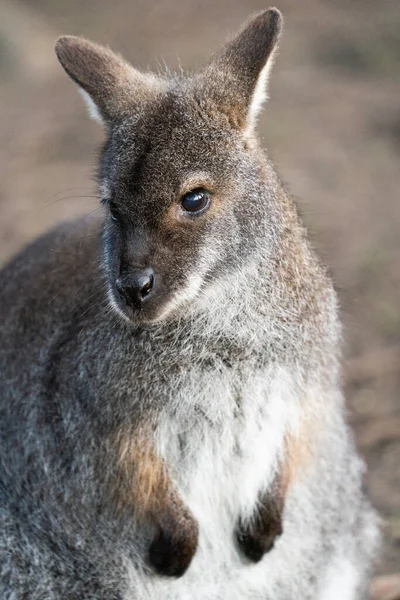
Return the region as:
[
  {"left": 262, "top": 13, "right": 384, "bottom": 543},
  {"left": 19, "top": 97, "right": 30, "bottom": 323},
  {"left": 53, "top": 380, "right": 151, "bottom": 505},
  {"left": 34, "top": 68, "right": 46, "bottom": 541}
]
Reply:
[
  {"left": 236, "top": 515, "right": 283, "bottom": 563},
  {"left": 148, "top": 527, "right": 198, "bottom": 578}
]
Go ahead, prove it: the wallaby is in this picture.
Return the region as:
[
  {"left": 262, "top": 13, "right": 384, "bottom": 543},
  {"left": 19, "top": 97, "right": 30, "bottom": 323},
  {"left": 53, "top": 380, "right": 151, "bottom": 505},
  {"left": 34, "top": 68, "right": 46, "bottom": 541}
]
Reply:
[{"left": 0, "top": 8, "right": 379, "bottom": 600}]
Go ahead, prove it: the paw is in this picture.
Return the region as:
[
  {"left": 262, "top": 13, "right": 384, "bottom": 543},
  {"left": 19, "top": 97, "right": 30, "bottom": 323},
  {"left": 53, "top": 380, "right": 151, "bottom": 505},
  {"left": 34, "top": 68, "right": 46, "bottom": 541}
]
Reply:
[
  {"left": 148, "top": 525, "right": 198, "bottom": 578},
  {"left": 236, "top": 514, "right": 283, "bottom": 563}
]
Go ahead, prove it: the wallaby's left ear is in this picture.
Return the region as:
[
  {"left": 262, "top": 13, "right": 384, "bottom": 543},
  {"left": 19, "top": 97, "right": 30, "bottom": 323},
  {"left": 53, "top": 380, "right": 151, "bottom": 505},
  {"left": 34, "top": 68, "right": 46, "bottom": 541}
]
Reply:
[{"left": 202, "top": 8, "right": 283, "bottom": 132}]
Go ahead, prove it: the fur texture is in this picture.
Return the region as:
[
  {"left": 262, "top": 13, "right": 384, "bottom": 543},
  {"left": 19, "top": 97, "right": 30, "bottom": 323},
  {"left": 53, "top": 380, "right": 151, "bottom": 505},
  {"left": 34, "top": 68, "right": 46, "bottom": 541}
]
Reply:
[{"left": 0, "top": 9, "right": 378, "bottom": 600}]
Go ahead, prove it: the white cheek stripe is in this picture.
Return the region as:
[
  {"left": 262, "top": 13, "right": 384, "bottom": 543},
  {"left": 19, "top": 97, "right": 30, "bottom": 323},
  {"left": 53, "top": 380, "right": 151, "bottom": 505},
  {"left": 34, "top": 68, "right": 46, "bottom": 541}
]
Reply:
[{"left": 152, "top": 243, "right": 221, "bottom": 321}]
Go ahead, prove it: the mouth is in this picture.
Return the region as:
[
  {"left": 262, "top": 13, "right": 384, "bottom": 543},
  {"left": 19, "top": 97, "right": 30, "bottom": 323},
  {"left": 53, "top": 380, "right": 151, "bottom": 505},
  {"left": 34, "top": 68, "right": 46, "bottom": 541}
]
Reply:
[{"left": 107, "top": 265, "right": 209, "bottom": 325}]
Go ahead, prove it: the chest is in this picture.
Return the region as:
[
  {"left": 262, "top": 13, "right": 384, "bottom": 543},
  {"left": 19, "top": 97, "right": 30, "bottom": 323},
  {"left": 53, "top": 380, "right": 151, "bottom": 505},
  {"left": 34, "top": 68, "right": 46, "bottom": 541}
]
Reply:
[
  {"left": 155, "top": 364, "right": 301, "bottom": 527},
  {"left": 124, "top": 365, "right": 304, "bottom": 600}
]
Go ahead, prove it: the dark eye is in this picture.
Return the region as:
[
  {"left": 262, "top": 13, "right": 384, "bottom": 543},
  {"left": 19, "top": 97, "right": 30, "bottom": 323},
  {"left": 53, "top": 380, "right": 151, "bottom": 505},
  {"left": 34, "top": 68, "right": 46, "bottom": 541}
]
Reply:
[
  {"left": 109, "top": 202, "right": 120, "bottom": 223},
  {"left": 181, "top": 188, "right": 211, "bottom": 214}
]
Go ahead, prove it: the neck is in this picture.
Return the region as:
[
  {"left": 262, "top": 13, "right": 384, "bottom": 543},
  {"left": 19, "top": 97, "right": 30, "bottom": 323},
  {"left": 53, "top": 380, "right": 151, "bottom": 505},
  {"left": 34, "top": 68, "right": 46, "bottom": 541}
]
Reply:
[{"left": 150, "top": 216, "right": 339, "bottom": 378}]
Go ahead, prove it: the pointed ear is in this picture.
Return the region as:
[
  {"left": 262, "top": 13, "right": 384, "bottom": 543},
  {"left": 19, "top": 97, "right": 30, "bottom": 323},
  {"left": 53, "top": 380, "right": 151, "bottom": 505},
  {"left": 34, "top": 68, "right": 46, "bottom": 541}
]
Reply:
[
  {"left": 55, "top": 36, "right": 164, "bottom": 125},
  {"left": 203, "top": 9, "right": 282, "bottom": 131}
]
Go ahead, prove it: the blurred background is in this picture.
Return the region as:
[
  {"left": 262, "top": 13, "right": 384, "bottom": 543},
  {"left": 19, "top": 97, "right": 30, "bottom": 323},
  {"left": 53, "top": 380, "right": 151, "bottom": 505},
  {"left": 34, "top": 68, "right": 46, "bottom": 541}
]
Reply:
[{"left": 0, "top": 0, "right": 399, "bottom": 592}]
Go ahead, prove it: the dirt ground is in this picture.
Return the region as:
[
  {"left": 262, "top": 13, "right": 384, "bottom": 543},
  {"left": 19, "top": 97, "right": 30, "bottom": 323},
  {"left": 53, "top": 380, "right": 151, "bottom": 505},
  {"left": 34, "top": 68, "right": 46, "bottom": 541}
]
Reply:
[{"left": 0, "top": 0, "right": 399, "bottom": 586}]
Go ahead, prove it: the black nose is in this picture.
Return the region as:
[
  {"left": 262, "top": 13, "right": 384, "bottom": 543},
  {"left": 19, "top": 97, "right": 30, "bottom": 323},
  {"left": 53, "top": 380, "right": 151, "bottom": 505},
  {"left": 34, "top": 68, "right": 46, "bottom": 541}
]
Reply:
[{"left": 115, "top": 268, "right": 155, "bottom": 309}]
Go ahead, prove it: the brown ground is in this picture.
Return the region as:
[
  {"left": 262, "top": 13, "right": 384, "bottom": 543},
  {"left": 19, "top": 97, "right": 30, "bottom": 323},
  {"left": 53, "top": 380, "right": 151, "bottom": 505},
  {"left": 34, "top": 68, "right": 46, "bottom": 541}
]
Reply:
[{"left": 0, "top": 0, "right": 399, "bottom": 588}]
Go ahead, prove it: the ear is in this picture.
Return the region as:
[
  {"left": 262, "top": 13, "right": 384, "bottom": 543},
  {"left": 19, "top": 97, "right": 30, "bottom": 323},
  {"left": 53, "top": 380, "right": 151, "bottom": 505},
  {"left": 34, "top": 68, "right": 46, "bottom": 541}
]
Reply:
[
  {"left": 203, "top": 8, "right": 282, "bottom": 132},
  {"left": 55, "top": 36, "right": 164, "bottom": 125}
]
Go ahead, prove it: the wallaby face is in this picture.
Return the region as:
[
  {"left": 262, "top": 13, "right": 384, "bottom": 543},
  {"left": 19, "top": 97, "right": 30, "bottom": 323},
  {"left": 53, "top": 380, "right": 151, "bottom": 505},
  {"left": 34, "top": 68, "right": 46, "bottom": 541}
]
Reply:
[{"left": 56, "top": 11, "right": 281, "bottom": 324}]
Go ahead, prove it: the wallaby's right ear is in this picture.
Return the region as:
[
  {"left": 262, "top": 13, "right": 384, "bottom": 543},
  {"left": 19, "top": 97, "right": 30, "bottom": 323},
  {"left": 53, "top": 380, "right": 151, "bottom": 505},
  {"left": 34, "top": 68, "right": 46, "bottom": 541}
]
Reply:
[
  {"left": 202, "top": 9, "right": 283, "bottom": 132},
  {"left": 55, "top": 36, "right": 164, "bottom": 125}
]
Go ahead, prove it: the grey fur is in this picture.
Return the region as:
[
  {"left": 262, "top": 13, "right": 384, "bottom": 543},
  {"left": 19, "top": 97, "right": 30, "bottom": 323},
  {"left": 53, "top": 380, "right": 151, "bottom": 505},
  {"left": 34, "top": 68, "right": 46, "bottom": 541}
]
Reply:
[{"left": 0, "top": 9, "right": 379, "bottom": 600}]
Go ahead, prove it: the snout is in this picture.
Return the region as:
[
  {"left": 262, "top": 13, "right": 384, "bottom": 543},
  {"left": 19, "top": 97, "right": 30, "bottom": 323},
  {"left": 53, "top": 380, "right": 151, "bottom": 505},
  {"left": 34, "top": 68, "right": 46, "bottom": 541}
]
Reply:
[{"left": 115, "top": 268, "right": 155, "bottom": 310}]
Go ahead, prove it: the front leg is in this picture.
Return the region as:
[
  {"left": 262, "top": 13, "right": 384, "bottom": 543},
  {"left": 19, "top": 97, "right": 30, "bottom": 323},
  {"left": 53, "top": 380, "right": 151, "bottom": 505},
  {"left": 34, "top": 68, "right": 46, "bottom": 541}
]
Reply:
[
  {"left": 236, "top": 486, "right": 284, "bottom": 563},
  {"left": 236, "top": 426, "right": 311, "bottom": 562},
  {"left": 148, "top": 500, "right": 199, "bottom": 577},
  {"left": 113, "top": 429, "right": 199, "bottom": 578}
]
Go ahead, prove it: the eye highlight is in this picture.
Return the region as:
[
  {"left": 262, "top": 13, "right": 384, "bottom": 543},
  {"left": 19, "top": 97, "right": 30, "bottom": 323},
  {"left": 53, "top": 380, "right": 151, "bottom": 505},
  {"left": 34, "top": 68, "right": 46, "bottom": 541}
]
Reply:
[{"left": 180, "top": 188, "right": 211, "bottom": 214}]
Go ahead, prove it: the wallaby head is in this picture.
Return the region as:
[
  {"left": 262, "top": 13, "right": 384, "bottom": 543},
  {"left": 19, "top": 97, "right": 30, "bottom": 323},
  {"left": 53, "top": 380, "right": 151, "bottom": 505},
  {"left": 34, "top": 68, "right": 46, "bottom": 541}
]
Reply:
[{"left": 55, "top": 9, "right": 282, "bottom": 325}]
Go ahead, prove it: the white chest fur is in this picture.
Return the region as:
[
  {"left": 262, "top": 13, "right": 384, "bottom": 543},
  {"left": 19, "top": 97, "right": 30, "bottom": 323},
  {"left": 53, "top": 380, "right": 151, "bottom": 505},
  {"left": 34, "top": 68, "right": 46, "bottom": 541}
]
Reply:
[{"left": 124, "top": 365, "right": 304, "bottom": 600}]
